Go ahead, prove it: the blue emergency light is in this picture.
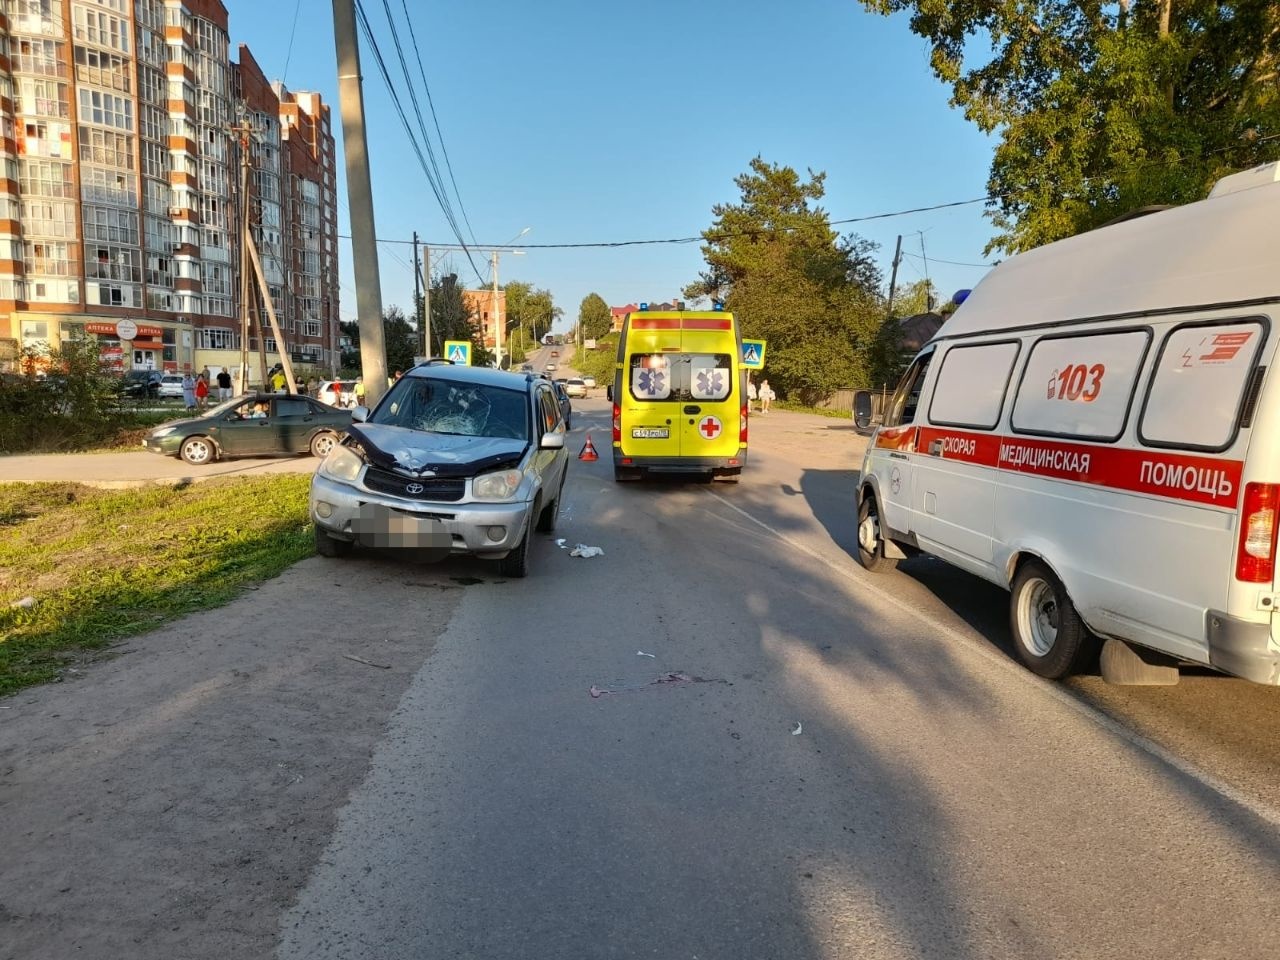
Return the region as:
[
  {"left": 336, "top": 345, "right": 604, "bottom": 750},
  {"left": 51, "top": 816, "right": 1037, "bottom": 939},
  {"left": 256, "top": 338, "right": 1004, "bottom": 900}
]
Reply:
[
  {"left": 711, "top": 300, "right": 725, "bottom": 311},
  {"left": 639, "top": 302, "right": 649, "bottom": 311},
  {"left": 953, "top": 289, "right": 972, "bottom": 305}
]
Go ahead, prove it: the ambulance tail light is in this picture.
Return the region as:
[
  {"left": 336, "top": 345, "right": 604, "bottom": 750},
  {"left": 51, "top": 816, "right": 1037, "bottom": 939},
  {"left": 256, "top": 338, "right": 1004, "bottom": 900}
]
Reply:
[
  {"left": 1236, "top": 483, "right": 1280, "bottom": 582},
  {"left": 740, "top": 402, "right": 748, "bottom": 443},
  {"left": 612, "top": 402, "right": 621, "bottom": 443}
]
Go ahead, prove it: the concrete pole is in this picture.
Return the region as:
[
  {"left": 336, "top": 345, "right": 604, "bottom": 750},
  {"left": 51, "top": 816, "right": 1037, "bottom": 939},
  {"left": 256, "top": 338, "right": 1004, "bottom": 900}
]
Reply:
[
  {"left": 421, "top": 243, "right": 431, "bottom": 360},
  {"left": 332, "top": 0, "right": 388, "bottom": 406},
  {"left": 246, "top": 230, "right": 298, "bottom": 393},
  {"left": 491, "top": 250, "right": 501, "bottom": 369}
]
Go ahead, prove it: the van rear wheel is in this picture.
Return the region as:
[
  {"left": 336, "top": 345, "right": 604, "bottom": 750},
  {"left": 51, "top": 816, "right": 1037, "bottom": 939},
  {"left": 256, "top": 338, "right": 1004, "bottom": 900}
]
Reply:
[
  {"left": 1009, "top": 560, "right": 1098, "bottom": 679},
  {"left": 857, "top": 494, "right": 898, "bottom": 572}
]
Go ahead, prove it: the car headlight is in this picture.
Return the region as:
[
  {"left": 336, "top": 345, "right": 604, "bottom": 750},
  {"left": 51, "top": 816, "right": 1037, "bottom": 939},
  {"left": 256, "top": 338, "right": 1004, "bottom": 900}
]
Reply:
[
  {"left": 319, "top": 445, "right": 364, "bottom": 483},
  {"left": 472, "top": 469, "right": 523, "bottom": 501},
  {"left": 151, "top": 427, "right": 176, "bottom": 438}
]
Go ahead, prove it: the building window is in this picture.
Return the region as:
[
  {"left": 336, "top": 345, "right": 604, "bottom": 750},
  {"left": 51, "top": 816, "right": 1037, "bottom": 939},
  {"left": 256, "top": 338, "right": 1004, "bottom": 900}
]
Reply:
[
  {"left": 196, "top": 327, "right": 237, "bottom": 350},
  {"left": 77, "top": 88, "right": 133, "bottom": 130},
  {"left": 71, "top": 6, "right": 131, "bottom": 53}
]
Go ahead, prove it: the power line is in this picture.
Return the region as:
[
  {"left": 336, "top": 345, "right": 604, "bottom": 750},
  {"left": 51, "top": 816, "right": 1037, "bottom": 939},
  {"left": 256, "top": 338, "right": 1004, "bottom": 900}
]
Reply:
[
  {"left": 398, "top": 0, "right": 479, "bottom": 248},
  {"left": 281, "top": 0, "right": 303, "bottom": 81},
  {"left": 353, "top": 0, "right": 485, "bottom": 283},
  {"left": 902, "top": 251, "right": 992, "bottom": 268}
]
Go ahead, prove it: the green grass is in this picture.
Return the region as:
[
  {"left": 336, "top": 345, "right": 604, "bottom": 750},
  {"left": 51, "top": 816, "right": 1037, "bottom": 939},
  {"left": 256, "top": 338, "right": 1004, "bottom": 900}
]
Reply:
[
  {"left": 772, "top": 399, "right": 852, "bottom": 419},
  {"left": 0, "top": 474, "right": 315, "bottom": 695}
]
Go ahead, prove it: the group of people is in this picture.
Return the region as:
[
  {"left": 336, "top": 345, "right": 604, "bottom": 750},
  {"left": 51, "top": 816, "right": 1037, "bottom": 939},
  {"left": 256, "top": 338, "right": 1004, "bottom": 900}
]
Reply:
[
  {"left": 181, "top": 367, "right": 235, "bottom": 412},
  {"left": 747, "top": 377, "right": 775, "bottom": 414}
]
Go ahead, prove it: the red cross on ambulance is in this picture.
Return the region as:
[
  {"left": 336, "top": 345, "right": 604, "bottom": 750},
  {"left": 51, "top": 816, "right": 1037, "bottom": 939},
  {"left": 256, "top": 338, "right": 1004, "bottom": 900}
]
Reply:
[{"left": 698, "top": 415, "right": 722, "bottom": 440}]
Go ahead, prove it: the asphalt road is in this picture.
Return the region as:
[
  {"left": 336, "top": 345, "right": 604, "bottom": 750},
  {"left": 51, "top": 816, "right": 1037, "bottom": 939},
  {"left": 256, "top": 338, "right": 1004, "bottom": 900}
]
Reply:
[
  {"left": 272, "top": 399, "right": 1280, "bottom": 959},
  {"left": 5, "top": 386, "right": 1280, "bottom": 958}
]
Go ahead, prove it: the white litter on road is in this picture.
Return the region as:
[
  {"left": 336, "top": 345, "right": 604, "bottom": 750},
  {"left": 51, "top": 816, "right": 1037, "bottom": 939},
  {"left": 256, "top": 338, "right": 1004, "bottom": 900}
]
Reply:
[
  {"left": 555, "top": 538, "right": 567, "bottom": 548},
  {"left": 636, "top": 651, "right": 656, "bottom": 659},
  {"left": 569, "top": 544, "right": 604, "bottom": 558},
  {"left": 791, "top": 722, "right": 803, "bottom": 736}
]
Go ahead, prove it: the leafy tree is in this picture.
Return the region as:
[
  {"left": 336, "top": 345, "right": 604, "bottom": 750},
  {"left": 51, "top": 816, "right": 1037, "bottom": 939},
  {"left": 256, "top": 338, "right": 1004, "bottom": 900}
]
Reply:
[
  {"left": 382, "top": 305, "right": 417, "bottom": 374},
  {"left": 504, "top": 282, "right": 560, "bottom": 359},
  {"left": 577, "top": 293, "right": 612, "bottom": 341},
  {"left": 425, "top": 272, "right": 482, "bottom": 358},
  {"left": 889, "top": 279, "right": 938, "bottom": 318},
  {"left": 858, "top": 0, "right": 1280, "bottom": 253},
  {"left": 684, "top": 157, "right": 885, "bottom": 402}
]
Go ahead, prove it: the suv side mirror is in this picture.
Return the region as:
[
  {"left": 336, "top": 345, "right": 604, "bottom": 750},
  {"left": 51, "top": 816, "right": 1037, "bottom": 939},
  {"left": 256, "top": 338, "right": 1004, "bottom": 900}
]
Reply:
[
  {"left": 351, "top": 405, "right": 369, "bottom": 423},
  {"left": 540, "top": 431, "right": 565, "bottom": 450},
  {"left": 853, "top": 390, "right": 878, "bottom": 436}
]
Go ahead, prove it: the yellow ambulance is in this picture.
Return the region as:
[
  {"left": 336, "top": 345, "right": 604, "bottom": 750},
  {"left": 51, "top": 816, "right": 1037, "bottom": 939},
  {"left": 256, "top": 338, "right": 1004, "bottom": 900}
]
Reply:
[{"left": 610, "top": 306, "right": 747, "bottom": 482}]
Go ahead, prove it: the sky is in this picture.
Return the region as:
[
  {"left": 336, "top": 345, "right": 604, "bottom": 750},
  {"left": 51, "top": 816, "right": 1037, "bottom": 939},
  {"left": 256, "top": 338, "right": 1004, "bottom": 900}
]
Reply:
[{"left": 224, "top": 0, "right": 999, "bottom": 334}]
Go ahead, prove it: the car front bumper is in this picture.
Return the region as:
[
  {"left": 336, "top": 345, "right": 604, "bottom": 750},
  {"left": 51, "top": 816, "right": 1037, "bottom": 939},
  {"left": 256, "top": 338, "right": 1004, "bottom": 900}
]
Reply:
[
  {"left": 310, "top": 472, "right": 534, "bottom": 558},
  {"left": 143, "top": 434, "right": 183, "bottom": 456}
]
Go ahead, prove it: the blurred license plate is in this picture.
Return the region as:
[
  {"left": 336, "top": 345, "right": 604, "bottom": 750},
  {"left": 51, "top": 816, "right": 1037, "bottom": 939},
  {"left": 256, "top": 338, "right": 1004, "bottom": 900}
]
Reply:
[
  {"left": 632, "top": 428, "right": 669, "bottom": 439},
  {"left": 352, "top": 504, "right": 451, "bottom": 551}
]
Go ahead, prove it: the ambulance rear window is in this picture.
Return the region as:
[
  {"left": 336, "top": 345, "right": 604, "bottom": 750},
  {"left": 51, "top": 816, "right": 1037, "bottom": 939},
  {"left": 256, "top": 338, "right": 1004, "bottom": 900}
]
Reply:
[
  {"left": 1139, "top": 319, "right": 1266, "bottom": 452},
  {"left": 629, "top": 353, "right": 733, "bottom": 402}
]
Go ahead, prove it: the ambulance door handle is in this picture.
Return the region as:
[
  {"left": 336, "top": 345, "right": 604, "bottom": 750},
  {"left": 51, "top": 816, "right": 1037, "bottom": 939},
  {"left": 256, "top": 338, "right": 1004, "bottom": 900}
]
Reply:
[
  {"left": 684, "top": 405, "right": 701, "bottom": 415},
  {"left": 928, "top": 440, "right": 943, "bottom": 457}
]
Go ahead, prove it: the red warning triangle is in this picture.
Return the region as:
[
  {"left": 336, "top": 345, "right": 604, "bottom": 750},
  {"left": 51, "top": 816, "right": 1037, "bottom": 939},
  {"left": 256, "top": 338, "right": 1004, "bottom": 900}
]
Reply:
[{"left": 579, "top": 434, "right": 599, "bottom": 461}]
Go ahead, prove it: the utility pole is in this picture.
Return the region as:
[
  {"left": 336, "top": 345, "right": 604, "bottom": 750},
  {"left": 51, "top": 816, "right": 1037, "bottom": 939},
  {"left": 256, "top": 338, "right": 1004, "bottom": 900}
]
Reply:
[
  {"left": 886, "top": 234, "right": 903, "bottom": 318},
  {"left": 412, "top": 230, "right": 422, "bottom": 358},
  {"left": 230, "top": 114, "right": 256, "bottom": 395},
  {"left": 491, "top": 250, "right": 501, "bottom": 369},
  {"left": 332, "top": 0, "right": 388, "bottom": 406},
  {"left": 421, "top": 244, "right": 431, "bottom": 359}
]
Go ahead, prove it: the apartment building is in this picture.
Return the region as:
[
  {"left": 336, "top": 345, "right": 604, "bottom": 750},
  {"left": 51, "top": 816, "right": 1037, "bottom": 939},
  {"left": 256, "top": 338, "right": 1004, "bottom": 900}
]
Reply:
[{"left": 0, "top": 0, "right": 339, "bottom": 380}]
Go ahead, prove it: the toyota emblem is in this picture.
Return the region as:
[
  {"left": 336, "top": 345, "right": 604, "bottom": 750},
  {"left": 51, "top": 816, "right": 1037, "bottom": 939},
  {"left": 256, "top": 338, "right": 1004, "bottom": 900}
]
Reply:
[{"left": 405, "top": 482, "right": 425, "bottom": 495}]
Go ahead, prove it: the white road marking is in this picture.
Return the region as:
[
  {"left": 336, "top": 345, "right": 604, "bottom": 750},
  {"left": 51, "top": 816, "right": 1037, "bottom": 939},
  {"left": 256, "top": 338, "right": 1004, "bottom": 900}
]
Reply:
[{"left": 704, "top": 487, "right": 1280, "bottom": 830}]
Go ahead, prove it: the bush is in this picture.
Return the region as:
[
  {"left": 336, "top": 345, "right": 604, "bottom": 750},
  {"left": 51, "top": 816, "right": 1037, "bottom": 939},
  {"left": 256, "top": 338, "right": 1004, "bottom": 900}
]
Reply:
[{"left": 0, "top": 340, "right": 129, "bottom": 454}]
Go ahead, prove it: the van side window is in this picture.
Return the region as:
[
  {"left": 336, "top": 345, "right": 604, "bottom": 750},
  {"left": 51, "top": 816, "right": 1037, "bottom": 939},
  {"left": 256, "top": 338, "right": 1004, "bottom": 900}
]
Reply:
[
  {"left": 883, "top": 349, "right": 934, "bottom": 427},
  {"left": 1011, "top": 329, "right": 1150, "bottom": 441},
  {"left": 1139, "top": 319, "right": 1266, "bottom": 452},
  {"left": 927, "top": 341, "right": 1019, "bottom": 430}
]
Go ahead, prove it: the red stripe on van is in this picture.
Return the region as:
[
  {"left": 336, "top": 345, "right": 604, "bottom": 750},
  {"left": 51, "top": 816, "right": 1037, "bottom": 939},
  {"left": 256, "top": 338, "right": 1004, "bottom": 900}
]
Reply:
[
  {"left": 908, "top": 426, "right": 1243, "bottom": 508},
  {"left": 874, "top": 425, "right": 918, "bottom": 453},
  {"left": 680, "top": 319, "right": 734, "bottom": 330},
  {"left": 630, "top": 319, "right": 682, "bottom": 330}
]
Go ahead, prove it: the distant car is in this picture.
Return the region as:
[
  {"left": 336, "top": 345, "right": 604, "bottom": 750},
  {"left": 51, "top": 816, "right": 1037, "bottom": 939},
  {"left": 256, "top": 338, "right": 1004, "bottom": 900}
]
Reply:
[
  {"left": 309, "top": 364, "right": 570, "bottom": 578},
  {"left": 552, "top": 380, "right": 572, "bottom": 429},
  {"left": 118, "top": 369, "right": 162, "bottom": 399},
  {"left": 545, "top": 362, "right": 558, "bottom": 373},
  {"left": 564, "top": 378, "right": 587, "bottom": 398},
  {"left": 156, "top": 374, "right": 186, "bottom": 399},
  {"left": 582, "top": 376, "right": 596, "bottom": 389},
  {"left": 550, "top": 350, "right": 559, "bottom": 357},
  {"left": 142, "top": 393, "right": 352, "bottom": 464},
  {"left": 316, "top": 379, "right": 359, "bottom": 408}
]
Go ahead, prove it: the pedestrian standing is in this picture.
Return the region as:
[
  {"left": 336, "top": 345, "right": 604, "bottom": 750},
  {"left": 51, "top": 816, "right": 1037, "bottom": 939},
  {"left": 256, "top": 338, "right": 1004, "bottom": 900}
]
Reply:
[
  {"left": 181, "top": 371, "right": 196, "bottom": 411},
  {"left": 269, "top": 365, "right": 287, "bottom": 393},
  {"left": 354, "top": 378, "right": 366, "bottom": 407},
  {"left": 747, "top": 377, "right": 758, "bottom": 413},
  {"left": 759, "top": 379, "right": 773, "bottom": 414},
  {"left": 216, "top": 367, "right": 232, "bottom": 401},
  {"left": 331, "top": 380, "right": 343, "bottom": 408},
  {"left": 305, "top": 377, "right": 316, "bottom": 398},
  {"left": 195, "top": 373, "right": 209, "bottom": 410}
]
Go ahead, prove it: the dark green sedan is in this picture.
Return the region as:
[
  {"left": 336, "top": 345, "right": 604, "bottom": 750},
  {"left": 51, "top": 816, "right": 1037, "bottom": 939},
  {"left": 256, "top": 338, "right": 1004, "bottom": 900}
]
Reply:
[{"left": 142, "top": 393, "right": 352, "bottom": 465}]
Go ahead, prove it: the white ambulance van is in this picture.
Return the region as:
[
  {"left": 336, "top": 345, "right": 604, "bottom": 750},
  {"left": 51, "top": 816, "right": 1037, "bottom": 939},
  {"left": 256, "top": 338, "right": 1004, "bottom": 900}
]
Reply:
[{"left": 854, "top": 163, "right": 1280, "bottom": 685}]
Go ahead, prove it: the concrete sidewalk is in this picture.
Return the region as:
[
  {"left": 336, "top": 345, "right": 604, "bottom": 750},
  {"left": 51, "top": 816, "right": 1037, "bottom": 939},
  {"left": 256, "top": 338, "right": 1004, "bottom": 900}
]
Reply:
[{"left": 0, "top": 449, "right": 318, "bottom": 487}]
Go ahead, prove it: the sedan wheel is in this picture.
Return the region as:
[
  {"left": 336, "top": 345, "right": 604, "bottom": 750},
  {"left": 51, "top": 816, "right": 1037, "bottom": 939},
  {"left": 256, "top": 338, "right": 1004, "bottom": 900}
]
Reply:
[
  {"left": 310, "top": 431, "right": 338, "bottom": 459},
  {"left": 180, "top": 436, "right": 215, "bottom": 465}
]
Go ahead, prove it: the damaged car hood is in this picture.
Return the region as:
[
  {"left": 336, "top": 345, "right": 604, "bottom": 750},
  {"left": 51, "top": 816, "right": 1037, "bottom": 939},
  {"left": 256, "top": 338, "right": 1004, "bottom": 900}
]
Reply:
[{"left": 346, "top": 423, "right": 527, "bottom": 477}]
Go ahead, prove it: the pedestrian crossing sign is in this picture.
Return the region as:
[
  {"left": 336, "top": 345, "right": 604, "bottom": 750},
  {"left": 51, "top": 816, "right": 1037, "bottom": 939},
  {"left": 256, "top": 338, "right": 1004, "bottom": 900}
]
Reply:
[
  {"left": 741, "top": 339, "right": 766, "bottom": 369},
  {"left": 444, "top": 340, "right": 472, "bottom": 366}
]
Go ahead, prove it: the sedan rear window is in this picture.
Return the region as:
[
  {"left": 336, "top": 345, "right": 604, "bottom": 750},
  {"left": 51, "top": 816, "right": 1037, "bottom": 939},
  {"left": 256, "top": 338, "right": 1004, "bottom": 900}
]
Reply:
[
  {"left": 375, "top": 378, "right": 530, "bottom": 440},
  {"left": 629, "top": 353, "right": 732, "bottom": 402}
]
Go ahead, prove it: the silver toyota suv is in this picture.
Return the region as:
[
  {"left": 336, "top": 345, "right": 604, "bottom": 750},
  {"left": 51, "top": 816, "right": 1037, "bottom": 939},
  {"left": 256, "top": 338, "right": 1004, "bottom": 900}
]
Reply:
[{"left": 309, "top": 363, "right": 569, "bottom": 577}]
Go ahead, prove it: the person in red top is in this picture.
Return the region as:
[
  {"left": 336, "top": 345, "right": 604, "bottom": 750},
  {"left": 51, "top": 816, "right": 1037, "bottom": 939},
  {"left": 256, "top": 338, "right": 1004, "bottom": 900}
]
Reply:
[
  {"left": 195, "top": 374, "right": 209, "bottom": 411},
  {"left": 331, "top": 381, "right": 343, "bottom": 407}
]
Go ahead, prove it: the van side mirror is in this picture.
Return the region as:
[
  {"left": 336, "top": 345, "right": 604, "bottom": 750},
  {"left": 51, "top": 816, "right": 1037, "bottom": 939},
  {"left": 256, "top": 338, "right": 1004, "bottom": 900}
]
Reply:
[
  {"left": 606, "top": 384, "right": 613, "bottom": 402},
  {"left": 853, "top": 390, "right": 877, "bottom": 436}
]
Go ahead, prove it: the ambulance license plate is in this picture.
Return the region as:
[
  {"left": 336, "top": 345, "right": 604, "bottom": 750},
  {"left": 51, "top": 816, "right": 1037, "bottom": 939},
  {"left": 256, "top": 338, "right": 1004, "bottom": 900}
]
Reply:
[{"left": 632, "top": 427, "right": 669, "bottom": 439}]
